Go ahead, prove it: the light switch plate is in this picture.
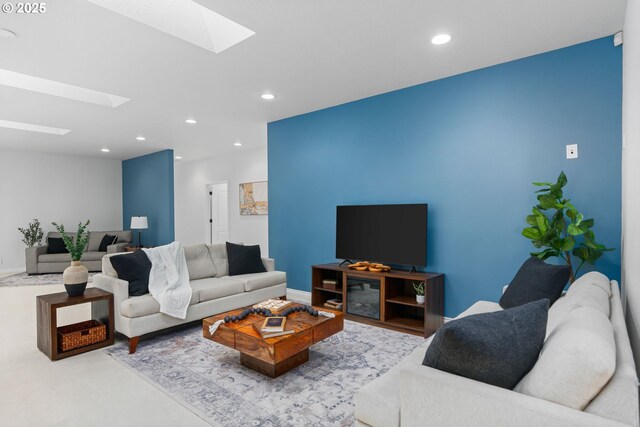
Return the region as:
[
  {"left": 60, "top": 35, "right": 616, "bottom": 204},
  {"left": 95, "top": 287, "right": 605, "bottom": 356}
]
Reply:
[{"left": 566, "top": 144, "right": 578, "bottom": 159}]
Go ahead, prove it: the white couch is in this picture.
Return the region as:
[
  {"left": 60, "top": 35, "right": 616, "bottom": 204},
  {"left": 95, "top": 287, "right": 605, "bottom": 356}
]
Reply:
[
  {"left": 355, "top": 272, "right": 639, "bottom": 427},
  {"left": 93, "top": 243, "right": 287, "bottom": 353}
]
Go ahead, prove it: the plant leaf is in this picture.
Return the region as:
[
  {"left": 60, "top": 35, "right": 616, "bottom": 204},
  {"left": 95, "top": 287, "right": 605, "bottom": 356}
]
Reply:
[
  {"left": 567, "top": 223, "right": 585, "bottom": 236},
  {"left": 522, "top": 227, "right": 542, "bottom": 240}
]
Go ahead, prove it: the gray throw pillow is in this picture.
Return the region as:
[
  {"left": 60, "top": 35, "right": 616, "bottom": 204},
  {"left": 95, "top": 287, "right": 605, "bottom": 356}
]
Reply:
[
  {"left": 500, "top": 256, "right": 570, "bottom": 309},
  {"left": 423, "top": 299, "right": 549, "bottom": 389}
]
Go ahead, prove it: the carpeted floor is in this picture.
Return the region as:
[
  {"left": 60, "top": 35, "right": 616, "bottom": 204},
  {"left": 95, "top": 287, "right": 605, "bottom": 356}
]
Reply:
[
  {"left": 107, "top": 320, "right": 425, "bottom": 427},
  {"left": 0, "top": 272, "right": 96, "bottom": 287}
]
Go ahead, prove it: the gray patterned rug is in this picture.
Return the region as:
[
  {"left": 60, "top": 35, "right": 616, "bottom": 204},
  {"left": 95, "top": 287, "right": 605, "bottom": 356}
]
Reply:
[
  {"left": 107, "top": 320, "right": 424, "bottom": 426},
  {"left": 0, "top": 272, "right": 96, "bottom": 287}
]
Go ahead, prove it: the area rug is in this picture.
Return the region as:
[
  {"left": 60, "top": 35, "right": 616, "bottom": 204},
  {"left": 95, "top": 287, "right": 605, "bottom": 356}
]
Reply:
[
  {"left": 107, "top": 320, "right": 425, "bottom": 426},
  {"left": 0, "top": 272, "right": 96, "bottom": 287}
]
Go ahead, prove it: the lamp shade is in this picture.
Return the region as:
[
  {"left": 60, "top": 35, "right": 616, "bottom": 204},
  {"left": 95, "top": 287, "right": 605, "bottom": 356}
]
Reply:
[{"left": 130, "top": 216, "right": 148, "bottom": 230}]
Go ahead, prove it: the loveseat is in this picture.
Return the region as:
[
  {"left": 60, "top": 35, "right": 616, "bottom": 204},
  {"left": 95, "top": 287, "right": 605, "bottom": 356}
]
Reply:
[
  {"left": 93, "top": 243, "right": 287, "bottom": 353},
  {"left": 355, "top": 272, "right": 639, "bottom": 427},
  {"left": 26, "top": 230, "right": 132, "bottom": 274}
]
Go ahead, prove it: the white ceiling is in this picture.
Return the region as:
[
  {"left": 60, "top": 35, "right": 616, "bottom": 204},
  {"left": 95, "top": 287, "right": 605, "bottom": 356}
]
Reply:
[{"left": 0, "top": 0, "right": 626, "bottom": 161}]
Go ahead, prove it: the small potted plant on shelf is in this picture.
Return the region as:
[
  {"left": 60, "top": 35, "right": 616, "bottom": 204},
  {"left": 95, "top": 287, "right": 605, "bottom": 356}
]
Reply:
[
  {"left": 413, "top": 281, "right": 425, "bottom": 304},
  {"left": 52, "top": 220, "right": 90, "bottom": 297}
]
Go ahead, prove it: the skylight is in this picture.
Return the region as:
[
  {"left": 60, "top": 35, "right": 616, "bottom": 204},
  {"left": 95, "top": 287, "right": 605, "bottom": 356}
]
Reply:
[
  {"left": 0, "top": 119, "right": 70, "bottom": 135},
  {"left": 86, "top": 0, "right": 255, "bottom": 54},
  {"left": 0, "top": 69, "right": 129, "bottom": 108}
]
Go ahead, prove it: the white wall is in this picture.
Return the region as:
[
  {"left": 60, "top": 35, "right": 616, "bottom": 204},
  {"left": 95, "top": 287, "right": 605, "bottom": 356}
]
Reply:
[
  {"left": 0, "top": 148, "right": 123, "bottom": 272},
  {"left": 622, "top": 0, "right": 640, "bottom": 372},
  {"left": 174, "top": 147, "right": 269, "bottom": 255}
]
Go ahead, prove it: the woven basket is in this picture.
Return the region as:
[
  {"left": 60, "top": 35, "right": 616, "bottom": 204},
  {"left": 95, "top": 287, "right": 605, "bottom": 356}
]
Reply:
[{"left": 57, "top": 320, "right": 106, "bottom": 352}]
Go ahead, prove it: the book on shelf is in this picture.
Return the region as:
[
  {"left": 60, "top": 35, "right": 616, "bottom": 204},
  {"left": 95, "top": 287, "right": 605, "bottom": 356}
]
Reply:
[
  {"left": 252, "top": 322, "right": 295, "bottom": 339},
  {"left": 324, "top": 298, "right": 343, "bottom": 310}
]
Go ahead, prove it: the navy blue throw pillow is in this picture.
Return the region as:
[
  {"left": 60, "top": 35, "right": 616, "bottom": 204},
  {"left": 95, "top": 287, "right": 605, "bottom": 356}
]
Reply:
[
  {"left": 98, "top": 234, "right": 117, "bottom": 252},
  {"left": 423, "top": 299, "right": 549, "bottom": 389},
  {"left": 47, "top": 237, "right": 68, "bottom": 254},
  {"left": 499, "top": 257, "right": 570, "bottom": 309},
  {"left": 110, "top": 250, "right": 151, "bottom": 296},
  {"left": 226, "top": 242, "right": 267, "bottom": 276}
]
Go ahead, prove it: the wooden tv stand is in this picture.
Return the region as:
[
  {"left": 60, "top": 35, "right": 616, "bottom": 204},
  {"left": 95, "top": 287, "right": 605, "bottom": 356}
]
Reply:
[{"left": 311, "top": 263, "right": 444, "bottom": 337}]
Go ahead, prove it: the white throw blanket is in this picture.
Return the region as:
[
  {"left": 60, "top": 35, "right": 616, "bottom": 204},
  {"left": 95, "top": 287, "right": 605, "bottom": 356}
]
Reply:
[{"left": 143, "top": 242, "right": 192, "bottom": 319}]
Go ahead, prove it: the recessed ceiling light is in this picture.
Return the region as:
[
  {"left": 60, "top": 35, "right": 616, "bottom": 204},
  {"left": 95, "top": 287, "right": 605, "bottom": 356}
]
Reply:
[
  {"left": 0, "top": 69, "right": 129, "bottom": 108},
  {"left": 431, "top": 34, "right": 452, "bottom": 45},
  {"left": 0, "top": 29, "right": 17, "bottom": 39},
  {"left": 175, "top": 156, "right": 182, "bottom": 160},
  {"left": 261, "top": 93, "right": 276, "bottom": 101},
  {"left": 86, "top": 0, "right": 255, "bottom": 54},
  {"left": 233, "top": 142, "right": 242, "bottom": 147},
  {"left": 185, "top": 118, "right": 197, "bottom": 124},
  {"left": 101, "top": 148, "right": 110, "bottom": 153},
  {"left": 136, "top": 136, "right": 146, "bottom": 141},
  {"left": 0, "top": 119, "right": 70, "bottom": 135}
]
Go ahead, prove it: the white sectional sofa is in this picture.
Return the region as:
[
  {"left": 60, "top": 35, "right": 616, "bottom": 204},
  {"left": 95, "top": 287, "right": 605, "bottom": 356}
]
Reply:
[
  {"left": 355, "top": 272, "right": 639, "bottom": 427},
  {"left": 93, "top": 243, "right": 287, "bottom": 353}
]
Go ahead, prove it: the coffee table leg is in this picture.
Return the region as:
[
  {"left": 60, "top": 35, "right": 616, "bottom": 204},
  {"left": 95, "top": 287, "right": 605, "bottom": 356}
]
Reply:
[{"left": 240, "top": 349, "right": 309, "bottom": 378}]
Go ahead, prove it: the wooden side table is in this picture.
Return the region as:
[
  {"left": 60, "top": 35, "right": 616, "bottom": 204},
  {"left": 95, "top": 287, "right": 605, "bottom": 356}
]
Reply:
[{"left": 37, "top": 288, "right": 115, "bottom": 360}]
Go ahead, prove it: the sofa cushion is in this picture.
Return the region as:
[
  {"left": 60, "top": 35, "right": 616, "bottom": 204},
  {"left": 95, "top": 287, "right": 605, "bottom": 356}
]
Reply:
[
  {"left": 207, "top": 243, "right": 230, "bottom": 277},
  {"left": 184, "top": 244, "right": 217, "bottom": 280},
  {"left": 121, "top": 287, "right": 199, "bottom": 318},
  {"left": 102, "top": 253, "right": 120, "bottom": 278},
  {"left": 515, "top": 306, "right": 616, "bottom": 410},
  {"left": 110, "top": 250, "right": 152, "bottom": 296},
  {"left": 545, "top": 275, "right": 611, "bottom": 337},
  {"left": 567, "top": 271, "right": 612, "bottom": 298},
  {"left": 354, "top": 368, "right": 403, "bottom": 427},
  {"left": 47, "top": 237, "right": 68, "bottom": 254},
  {"left": 192, "top": 277, "right": 245, "bottom": 303},
  {"left": 231, "top": 271, "right": 287, "bottom": 292},
  {"left": 424, "top": 299, "right": 549, "bottom": 389},
  {"left": 227, "top": 242, "right": 267, "bottom": 276},
  {"left": 499, "top": 257, "right": 570, "bottom": 309}
]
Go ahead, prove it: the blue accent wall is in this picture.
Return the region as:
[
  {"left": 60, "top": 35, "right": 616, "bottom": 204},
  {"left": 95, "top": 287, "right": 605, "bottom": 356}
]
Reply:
[
  {"left": 268, "top": 37, "right": 622, "bottom": 317},
  {"left": 122, "top": 149, "right": 175, "bottom": 247}
]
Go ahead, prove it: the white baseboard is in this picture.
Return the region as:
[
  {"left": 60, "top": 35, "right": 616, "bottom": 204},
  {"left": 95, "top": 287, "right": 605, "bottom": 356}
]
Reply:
[
  {"left": 0, "top": 269, "right": 22, "bottom": 274},
  {"left": 286, "top": 288, "right": 311, "bottom": 304}
]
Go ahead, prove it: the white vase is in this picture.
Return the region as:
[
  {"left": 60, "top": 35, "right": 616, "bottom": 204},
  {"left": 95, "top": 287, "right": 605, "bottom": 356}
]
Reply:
[
  {"left": 416, "top": 295, "right": 425, "bottom": 304},
  {"left": 63, "top": 260, "right": 88, "bottom": 297}
]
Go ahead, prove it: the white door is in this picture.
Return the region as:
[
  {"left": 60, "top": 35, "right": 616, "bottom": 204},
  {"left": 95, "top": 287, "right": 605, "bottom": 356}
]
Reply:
[{"left": 209, "top": 183, "right": 229, "bottom": 244}]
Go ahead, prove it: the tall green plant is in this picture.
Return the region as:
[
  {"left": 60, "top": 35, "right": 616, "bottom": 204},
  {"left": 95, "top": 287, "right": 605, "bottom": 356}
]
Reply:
[
  {"left": 522, "top": 172, "right": 612, "bottom": 283},
  {"left": 51, "top": 220, "right": 90, "bottom": 262},
  {"left": 18, "top": 219, "right": 43, "bottom": 247}
]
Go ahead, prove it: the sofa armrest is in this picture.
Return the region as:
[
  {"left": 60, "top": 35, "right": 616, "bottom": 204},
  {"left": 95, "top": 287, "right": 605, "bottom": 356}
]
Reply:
[
  {"left": 262, "top": 257, "right": 275, "bottom": 272},
  {"left": 398, "top": 365, "right": 627, "bottom": 427},
  {"left": 25, "top": 246, "right": 47, "bottom": 274},
  {"left": 107, "top": 242, "right": 129, "bottom": 254},
  {"left": 93, "top": 274, "right": 129, "bottom": 331}
]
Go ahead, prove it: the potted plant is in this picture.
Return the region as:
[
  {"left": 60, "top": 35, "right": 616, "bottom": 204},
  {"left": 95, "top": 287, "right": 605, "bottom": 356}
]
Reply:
[
  {"left": 522, "top": 172, "right": 612, "bottom": 283},
  {"left": 52, "top": 220, "right": 90, "bottom": 297},
  {"left": 18, "top": 219, "right": 44, "bottom": 247},
  {"left": 413, "top": 281, "right": 425, "bottom": 304}
]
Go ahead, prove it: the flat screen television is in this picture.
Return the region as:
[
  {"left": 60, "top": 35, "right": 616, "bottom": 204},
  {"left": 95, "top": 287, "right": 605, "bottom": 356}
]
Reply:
[{"left": 336, "top": 203, "right": 428, "bottom": 267}]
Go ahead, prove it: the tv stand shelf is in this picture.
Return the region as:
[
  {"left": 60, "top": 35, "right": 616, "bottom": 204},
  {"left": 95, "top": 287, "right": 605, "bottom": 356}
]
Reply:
[{"left": 311, "top": 263, "right": 444, "bottom": 337}]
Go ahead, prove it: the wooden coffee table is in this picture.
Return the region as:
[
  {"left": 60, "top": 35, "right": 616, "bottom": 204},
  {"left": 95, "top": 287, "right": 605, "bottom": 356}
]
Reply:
[{"left": 202, "top": 303, "right": 344, "bottom": 377}]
